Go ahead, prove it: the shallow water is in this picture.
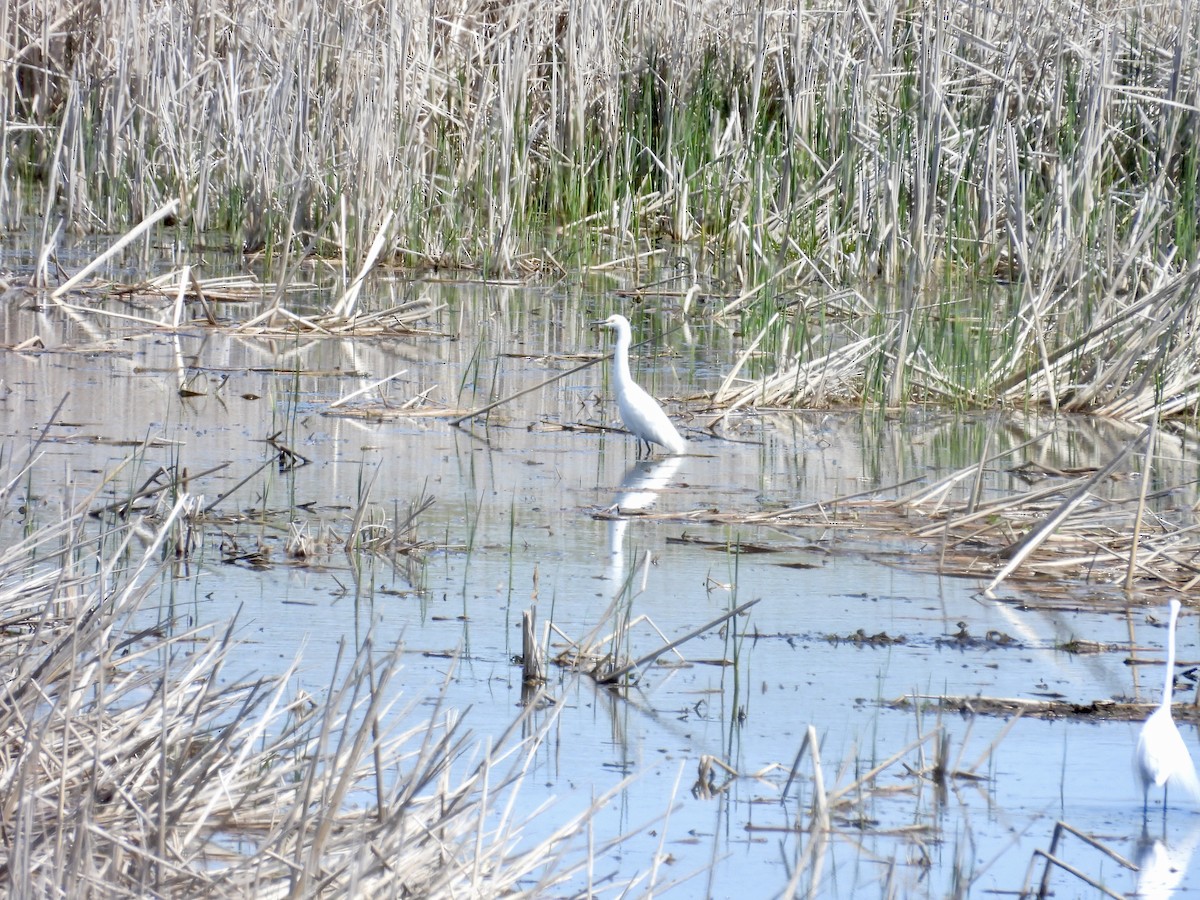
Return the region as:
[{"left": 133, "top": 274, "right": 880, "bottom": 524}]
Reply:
[{"left": 1, "top": 253, "right": 1198, "bottom": 897}]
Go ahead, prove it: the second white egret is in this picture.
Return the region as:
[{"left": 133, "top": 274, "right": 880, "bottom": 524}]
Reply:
[
  {"left": 1135, "top": 599, "right": 1200, "bottom": 817},
  {"left": 595, "top": 314, "right": 687, "bottom": 456}
]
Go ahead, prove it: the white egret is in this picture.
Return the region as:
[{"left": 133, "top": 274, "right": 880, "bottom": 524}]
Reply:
[
  {"left": 595, "top": 314, "right": 687, "bottom": 456},
  {"left": 1135, "top": 599, "right": 1200, "bottom": 817}
]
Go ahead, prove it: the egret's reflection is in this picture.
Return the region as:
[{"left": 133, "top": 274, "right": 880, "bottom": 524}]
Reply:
[
  {"left": 606, "top": 455, "right": 684, "bottom": 587},
  {"left": 1135, "top": 820, "right": 1200, "bottom": 899}
]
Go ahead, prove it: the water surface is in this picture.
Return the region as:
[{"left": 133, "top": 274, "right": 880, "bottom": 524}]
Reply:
[{"left": 0, "top": 253, "right": 1195, "bottom": 897}]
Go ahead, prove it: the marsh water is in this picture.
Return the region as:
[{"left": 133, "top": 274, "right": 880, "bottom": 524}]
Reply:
[{"left": 2, "top": 239, "right": 1199, "bottom": 897}]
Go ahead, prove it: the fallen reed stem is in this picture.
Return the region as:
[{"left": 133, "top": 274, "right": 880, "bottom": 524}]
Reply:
[
  {"left": 985, "top": 426, "right": 1147, "bottom": 594},
  {"left": 50, "top": 200, "right": 180, "bottom": 299},
  {"left": 596, "top": 597, "right": 761, "bottom": 685}
]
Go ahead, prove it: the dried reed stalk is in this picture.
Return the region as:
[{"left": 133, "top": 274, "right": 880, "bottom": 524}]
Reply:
[{"left": 0, "top": 471, "right": 642, "bottom": 896}]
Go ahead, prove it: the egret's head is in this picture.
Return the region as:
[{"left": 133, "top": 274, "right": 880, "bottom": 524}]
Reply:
[{"left": 593, "top": 314, "right": 628, "bottom": 331}]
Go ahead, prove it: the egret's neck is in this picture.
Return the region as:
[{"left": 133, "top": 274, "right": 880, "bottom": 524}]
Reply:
[
  {"left": 1163, "top": 606, "right": 1179, "bottom": 707},
  {"left": 612, "top": 328, "right": 633, "bottom": 389}
]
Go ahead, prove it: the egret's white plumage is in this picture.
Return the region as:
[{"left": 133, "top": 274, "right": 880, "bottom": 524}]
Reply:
[
  {"left": 596, "top": 314, "right": 686, "bottom": 456},
  {"left": 1135, "top": 599, "right": 1200, "bottom": 816}
]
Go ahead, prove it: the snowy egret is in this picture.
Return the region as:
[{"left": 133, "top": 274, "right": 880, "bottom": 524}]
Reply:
[
  {"left": 1135, "top": 599, "right": 1200, "bottom": 817},
  {"left": 595, "top": 314, "right": 687, "bottom": 456}
]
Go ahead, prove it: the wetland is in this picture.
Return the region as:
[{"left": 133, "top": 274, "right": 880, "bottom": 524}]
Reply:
[
  {"left": 6, "top": 0, "right": 1200, "bottom": 896},
  {"left": 3, "top": 241, "right": 1200, "bottom": 896}
]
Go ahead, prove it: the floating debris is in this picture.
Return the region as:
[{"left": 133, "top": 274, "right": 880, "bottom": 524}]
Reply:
[{"left": 825, "top": 628, "right": 907, "bottom": 647}]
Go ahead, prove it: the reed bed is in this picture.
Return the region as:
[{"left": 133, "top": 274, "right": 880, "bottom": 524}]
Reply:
[
  {"left": 5, "top": 0, "right": 1200, "bottom": 417},
  {"left": 1, "top": 0, "right": 1194, "bottom": 285},
  {"left": 0, "top": 484, "right": 625, "bottom": 896},
  {"left": 627, "top": 420, "right": 1200, "bottom": 600}
]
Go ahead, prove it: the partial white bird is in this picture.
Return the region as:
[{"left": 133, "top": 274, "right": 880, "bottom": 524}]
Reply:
[
  {"left": 1135, "top": 599, "right": 1200, "bottom": 817},
  {"left": 595, "top": 314, "right": 687, "bottom": 456}
]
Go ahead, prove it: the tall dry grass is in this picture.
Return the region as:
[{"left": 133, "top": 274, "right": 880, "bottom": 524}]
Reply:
[
  {"left": 2, "top": 1, "right": 1194, "bottom": 277},
  {"left": 0, "top": 477, "right": 625, "bottom": 896},
  {"left": 4, "top": 0, "right": 1200, "bottom": 415}
]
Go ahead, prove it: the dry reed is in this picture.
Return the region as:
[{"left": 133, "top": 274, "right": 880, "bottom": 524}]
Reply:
[
  {"left": 0, "top": 480, "right": 634, "bottom": 896},
  {"left": 6, "top": 1, "right": 1200, "bottom": 418}
]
